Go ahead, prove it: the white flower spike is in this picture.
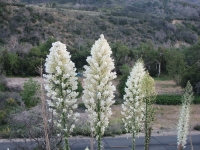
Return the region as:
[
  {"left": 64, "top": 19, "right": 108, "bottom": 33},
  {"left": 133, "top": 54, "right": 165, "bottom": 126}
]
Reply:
[
  {"left": 83, "top": 34, "right": 116, "bottom": 150},
  {"left": 44, "top": 41, "right": 79, "bottom": 150}
]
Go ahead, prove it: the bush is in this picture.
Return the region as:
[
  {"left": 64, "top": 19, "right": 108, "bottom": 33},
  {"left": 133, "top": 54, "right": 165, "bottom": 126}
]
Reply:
[
  {"left": 76, "top": 79, "right": 83, "bottom": 98},
  {"left": 180, "top": 63, "right": 200, "bottom": 94},
  {"left": 0, "top": 75, "right": 6, "bottom": 91},
  {"left": 105, "top": 119, "right": 126, "bottom": 136},
  {"left": 20, "top": 78, "right": 40, "bottom": 108},
  {"left": 0, "top": 91, "right": 22, "bottom": 107},
  {"left": 194, "top": 124, "right": 200, "bottom": 131},
  {"left": 0, "top": 110, "right": 7, "bottom": 124},
  {"left": 155, "top": 95, "right": 200, "bottom": 105},
  {"left": 155, "top": 95, "right": 182, "bottom": 105}
]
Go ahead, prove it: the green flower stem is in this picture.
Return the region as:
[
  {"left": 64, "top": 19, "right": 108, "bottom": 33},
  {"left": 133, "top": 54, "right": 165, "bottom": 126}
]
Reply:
[
  {"left": 62, "top": 112, "right": 69, "bottom": 150},
  {"left": 145, "top": 98, "right": 148, "bottom": 150},
  {"left": 97, "top": 96, "right": 102, "bottom": 150},
  {"left": 132, "top": 131, "right": 135, "bottom": 150},
  {"left": 60, "top": 77, "right": 69, "bottom": 150}
]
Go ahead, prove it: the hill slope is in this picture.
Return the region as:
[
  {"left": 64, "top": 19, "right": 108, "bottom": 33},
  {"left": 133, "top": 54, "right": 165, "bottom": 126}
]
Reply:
[{"left": 0, "top": 0, "right": 200, "bottom": 52}]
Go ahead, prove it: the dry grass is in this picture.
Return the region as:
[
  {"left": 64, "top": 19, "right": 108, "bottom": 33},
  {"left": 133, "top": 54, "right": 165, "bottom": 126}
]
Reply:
[
  {"left": 155, "top": 80, "right": 183, "bottom": 95},
  {"left": 6, "top": 77, "right": 200, "bottom": 135},
  {"left": 110, "top": 104, "right": 200, "bottom": 135}
]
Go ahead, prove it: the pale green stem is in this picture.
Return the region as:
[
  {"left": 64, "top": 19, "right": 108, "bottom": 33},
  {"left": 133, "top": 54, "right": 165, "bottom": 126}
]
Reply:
[
  {"left": 145, "top": 98, "right": 150, "bottom": 150},
  {"left": 59, "top": 77, "right": 70, "bottom": 150},
  {"left": 97, "top": 96, "right": 102, "bottom": 150},
  {"left": 132, "top": 131, "right": 135, "bottom": 150}
]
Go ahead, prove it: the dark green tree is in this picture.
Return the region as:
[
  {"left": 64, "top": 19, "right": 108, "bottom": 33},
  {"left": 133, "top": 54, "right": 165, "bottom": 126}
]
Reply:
[
  {"left": 184, "top": 41, "right": 200, "bottom": 66},
  {"left": 165, "top": 49, "right": 186, "bottom": 84},
  {"left": 111, "top": 42, "right": 130, "bottom": 74},
  {"left": 180, "top": 63, "right": 200, "bottom": 93}
]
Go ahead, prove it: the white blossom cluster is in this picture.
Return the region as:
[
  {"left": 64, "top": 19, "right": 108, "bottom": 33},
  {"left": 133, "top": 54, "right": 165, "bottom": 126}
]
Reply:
[
  {"left": 121, "top": 60, "right": 146, "bottom": 135},
  {"left": 177, "top": 105, "right": 190, "bottom": 149},
  {"left": 44, "top": 41, "right": 79, "bottom": 134},
  {"left": 82, "top": 34, "right": 116, "bottom": 138},
  {"left": 177, "top": 81, "right": 193, "bottom": 149}
]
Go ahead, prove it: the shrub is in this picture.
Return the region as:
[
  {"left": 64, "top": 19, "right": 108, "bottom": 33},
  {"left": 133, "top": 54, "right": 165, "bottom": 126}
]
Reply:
[
  {"left": 20, "top": 78, "right": 40, "bottom": 108},
  {"left": 78, "top": 103, "right": 86, "bottom": 109},
  {"left": 155, "top": 95, "right": 200, "bottom": 105},
  {"left": 194, "top": 124, "right": 200, "bottom": 131},
  {"left": 0, "top": 126, "right": 10, "bottom": 138},
  {"left": 0, "top": 75, "right": 6, "bottom": 91},
  {"left": 0, "top": 110, "right": 7, "bottom": 124},
  {"left": 180, "top": 63, "right": 200, "bottom": 94},
  {"left": 156, "top": 95, "right": 182, "bottom": 105},
  {"left": 0, "top": 91, "right": 21, "bottom": 107},
  {"left": 76, "top": 79, "right": 83, "bottom": 98}
]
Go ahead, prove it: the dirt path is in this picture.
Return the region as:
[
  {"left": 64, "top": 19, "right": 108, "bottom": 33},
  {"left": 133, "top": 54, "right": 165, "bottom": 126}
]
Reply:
[
  {"left": 6, "top": 77, "right": 42, "bottom": 90},
  {"left": 155, "top": 80, "right": 183, "bottom": 95}
]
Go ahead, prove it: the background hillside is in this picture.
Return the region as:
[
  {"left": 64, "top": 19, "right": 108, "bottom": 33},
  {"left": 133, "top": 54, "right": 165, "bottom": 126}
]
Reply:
[
  {"left": 0, "top": 0, "right": 199, "bottom": 92},
  {"left": 0, "top": 0, "right": 200, "bottom": 53}
]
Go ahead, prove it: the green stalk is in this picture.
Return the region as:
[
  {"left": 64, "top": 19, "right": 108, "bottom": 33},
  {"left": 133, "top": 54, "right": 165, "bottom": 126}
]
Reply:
[
  {"left": 62, "top": 112, "right": 69, "bottom": 150},
  {"left": 145, "top": 98, "right": 147, "bottom": 150},
  {"left": 97, "top": 96, "right": 102, "bottom": 150},
  {"left": 132, "top": 131, "right": 135, "bottom": 150},
  {"left": 59, "top": 77, "right": 70, "bottom": 150},
  {"left": 145, "top": 98, "right": 148, "bottom": 150},
  {"left": 132, "top": 105, "right": 136, "bottom": 150}
]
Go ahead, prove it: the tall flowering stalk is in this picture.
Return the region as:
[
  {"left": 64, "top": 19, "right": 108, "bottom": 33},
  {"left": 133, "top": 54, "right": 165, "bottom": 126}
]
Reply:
[
  {"left": 142, "top": 73, "right": 157, "bottom": 150},
  {"left": 44, "top": 41, "right": 79, "bottom": 150},
  {"left": 121, "top": 60, "right": 146, "bottom": 150},
  {"left": 177, "top": 81, "right": 193, "bottom": 150},
  {"left": 82, "top": 34, "right": 116, "bottom": 150}
]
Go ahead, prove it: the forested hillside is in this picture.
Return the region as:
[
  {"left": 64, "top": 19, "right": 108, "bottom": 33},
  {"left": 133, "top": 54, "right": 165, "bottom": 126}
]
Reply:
[
  {"left": 1, "top": 0, "right": 200, "bottom": 51},
  {"left": 0, "top": 0, "right": 199, "bottom": 90}
]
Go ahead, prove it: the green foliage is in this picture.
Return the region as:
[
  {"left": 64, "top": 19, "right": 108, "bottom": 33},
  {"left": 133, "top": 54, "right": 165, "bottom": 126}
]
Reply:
[
  {"left": 1, "top": 50, "right": 19, "bottom": 76},
  {"left": 71, "top": 47, "right": 90, "bottom": 70},
  {"left": 0, "top": 126, "right": 10, "bottom": 138},
  {"left": 180, "top": 63, "right": 200, "bottom": 91},
  {"left": 184, "top": 41, "right": 200, "bottom": 66},
  {"left": 78, "top": 103, "right": 86, "bottom": 109},
  {"left": 156, "top": 94, "right": 200, "bottom": 105},
  {"left": 0, "top": 110, "right": 7, "bottom": 124},
  {"left": 0, "top": 90, "right": 22, "bottom": 137},
  {"left": 0, "top": 75, "right": 6, "bottom": 91},
  {"left": 165, "top": 49, "right": 186, "bottom": 84},
  {"left": 194, "top": 124, "right": 200, "bottom": 131},
  {"left": 156, "top": 95, "right": 182, "bottom": 105},
  {"left": 111, "top": 42, "right": 130, "bottom": 73},
  {"left": 105, "top": 119, "right": 126, "bottom": 136},
  {"left": 20, "top": 78, "right": 40, "bottom": 108},
  {"left": 76, "top": 79, "right": 83, "bottom": 98},
  {"left": 117, "top": 64, "right": 130, "bottom": 98},
  {"left": 0, "top": 38, "right": 56, "bottom": 76}
]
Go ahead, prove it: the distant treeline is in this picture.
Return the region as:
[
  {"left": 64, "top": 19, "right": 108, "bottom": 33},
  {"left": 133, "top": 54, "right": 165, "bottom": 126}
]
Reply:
[{"left": 0, "top": 38, "right": 199, "bottom": 92}]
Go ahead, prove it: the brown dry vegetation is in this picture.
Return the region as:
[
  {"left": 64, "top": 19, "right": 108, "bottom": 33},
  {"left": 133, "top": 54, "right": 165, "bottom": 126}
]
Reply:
[{"left": 5, "top": 77, "right": 200, "bottom": 135}]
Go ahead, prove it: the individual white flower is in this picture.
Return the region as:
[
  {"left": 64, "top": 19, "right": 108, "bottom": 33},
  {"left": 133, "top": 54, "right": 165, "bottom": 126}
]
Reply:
[{"left": 82, "top": 35, "right": 116, "bottom": 142}]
